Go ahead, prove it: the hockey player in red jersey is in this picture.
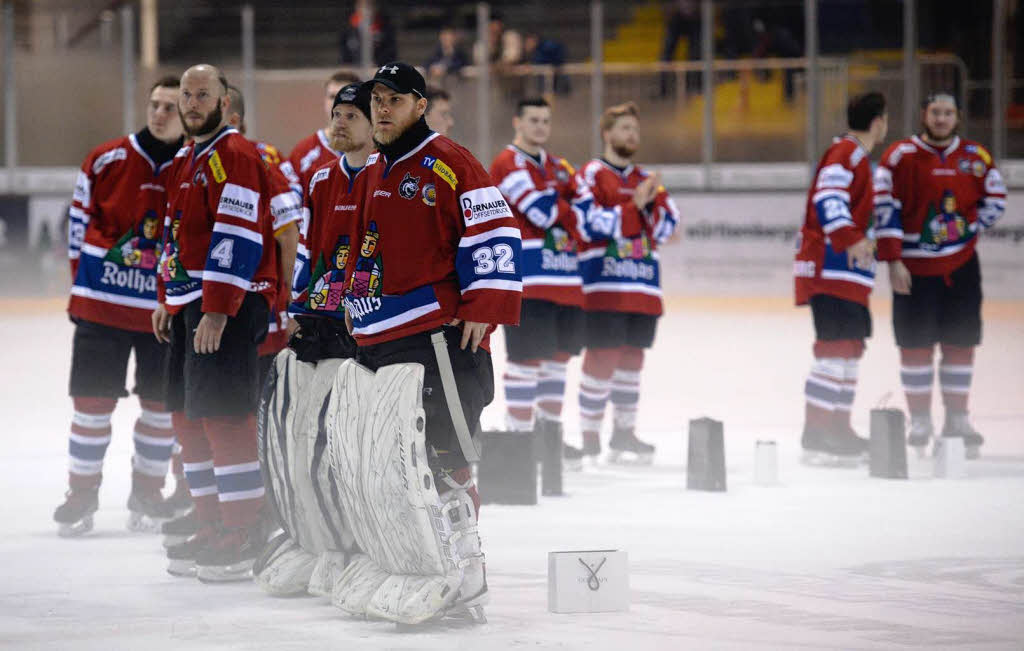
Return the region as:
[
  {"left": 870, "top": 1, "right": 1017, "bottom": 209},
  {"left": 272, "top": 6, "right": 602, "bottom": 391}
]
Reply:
[
  {"left": 570, "top": 102, "right": 679, "bottom": 465},
  {"left": 287, "top": 83, "right": 372, "bottom": 360},
  {"left": 55, "top": 76, "right": 186, "bottom": 537},
  {"left": 152, "top": 64, "right": 278, "bottom": 582},
  {"left": 794, "top": 92, "right": 888, "bottom": 464},
  {"left": 287, "top": 70, "right": 362, "bottom": 198},
  {"left": 489, "top": 97, "right": 582, "bottom": 474},
  {"left": 224, "top": 86, "right": 303, "bottom": 380},
  {"left": 338, "top": 63, "right": 521, "bottom": 618},
  {"left": 874, "top": 93, "right": 1007, "bottom": 458}
]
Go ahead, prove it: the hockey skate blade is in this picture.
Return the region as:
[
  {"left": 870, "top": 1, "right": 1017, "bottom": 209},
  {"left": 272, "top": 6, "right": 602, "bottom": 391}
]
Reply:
[
  {"left": 127, "top": 511, "right": 169, "bottom": 533},
  {"left": 800, "top": 449, "right": 862, "bottom": 468},
  {"left": 166, "top": 559, "right": 197, "bottom": 578},
  {"left": 57, "top": 515, "right": 94, "bottom": 538},
  {"left": 197, "top": 560, "right": 255, "bottom": 583},
  {"left": 606, "top": 450, "right": 654, "bottom": 466}
]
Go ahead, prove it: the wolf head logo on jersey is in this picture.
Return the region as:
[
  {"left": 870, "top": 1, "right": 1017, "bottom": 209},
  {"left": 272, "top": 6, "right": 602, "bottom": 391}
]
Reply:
[{"left": 399, "top": 173, "right": 420, "bottom": 200}]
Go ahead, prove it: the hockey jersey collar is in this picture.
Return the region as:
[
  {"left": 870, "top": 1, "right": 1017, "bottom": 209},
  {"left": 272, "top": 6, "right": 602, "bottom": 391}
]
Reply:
[
  {"left": 597, "top": 157, "right": 634, "bottom": 178},
  {"left": 191, "top": 126, "right": 238, "bottom": 162},
  {"left": 129, "top": 129, "right": 183, "bottom": 175},
  {"left": 376, "top": 119, "right": 438, "bottom": 175},
  {"left": 911, "top": 134, "right": 961, "bottom": 158},
  {"left": 509, "top": 144, "right": 547, "bottom": 169}
]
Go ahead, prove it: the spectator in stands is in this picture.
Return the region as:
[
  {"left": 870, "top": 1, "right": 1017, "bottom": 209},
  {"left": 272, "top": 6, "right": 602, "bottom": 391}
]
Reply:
[
  {"left": 659, "top": 0, "right": 701, "bottom": 98},
  {"left": 427, "top": 26, "right": 469, "bottom": 84},
  {"left": 523, "top": 32, "right": 571, "bottom": 95},
  {"left": 751, "top": 17, "right": 801, "bottom": 101},
  {"left": 339, "top": 1, "right": 397, "bottom": 66}
]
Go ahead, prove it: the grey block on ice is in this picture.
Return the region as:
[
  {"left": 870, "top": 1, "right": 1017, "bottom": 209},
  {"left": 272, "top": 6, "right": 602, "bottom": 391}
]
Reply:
[
  {"left": 870, "top": 408, "right": 908, "bottom": 479},
  {"left": 477, "top": 430, "right": 538, "bottom": 505},
  {"left": 687, "top": 417, "right": 726, "bottom": 492}
]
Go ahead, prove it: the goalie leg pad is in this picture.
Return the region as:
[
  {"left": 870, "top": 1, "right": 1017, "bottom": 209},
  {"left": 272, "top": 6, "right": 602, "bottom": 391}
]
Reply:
[
  {"left": 331, "top": 553, "right": 390, "bottom": 617},
  {"left": 308, "top": 550, "right": 351, "bottom": 598},
  {"left": 253, "top": 530, "right": 318, "bottom": 597},
  {"left": 327, "top": 361, "right": 470, "bottom": 623}
]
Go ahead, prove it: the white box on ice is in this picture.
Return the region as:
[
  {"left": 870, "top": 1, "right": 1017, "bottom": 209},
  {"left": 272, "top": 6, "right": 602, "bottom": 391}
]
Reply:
[
  {"left": 547, "top": 550, "right": 629, "bottom": 614},
  {"left": 934, "top": 437, "right": 967, "bottom": 479},
  {"left": 754, "top": 440, "right": 779, "bottom": 485}
]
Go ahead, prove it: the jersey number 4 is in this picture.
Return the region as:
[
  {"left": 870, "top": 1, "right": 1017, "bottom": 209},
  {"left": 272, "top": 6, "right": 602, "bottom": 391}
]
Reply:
[
  {"left": 210, "top": 239, "right": 234, "bottom": 268},
  {"left": 472, "top": 244, "right": 516, "bottom": 275}
]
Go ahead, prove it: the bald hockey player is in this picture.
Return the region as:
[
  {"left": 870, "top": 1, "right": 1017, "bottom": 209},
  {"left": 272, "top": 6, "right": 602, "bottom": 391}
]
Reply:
[
  {"left": 55, "top": 76, "right": 186, "bottom": 537},
  {"left": 795, "top": 92, "right": 888, "bottom": 465},
  {"left": 153, "top": 64, "right": 278, "bottom": 582},
  {"left": 569, "top": 102, "right": 679, "bottom": 465},
  {"left": 874, "top": 92, "right": 1007, "bottom": 458}
]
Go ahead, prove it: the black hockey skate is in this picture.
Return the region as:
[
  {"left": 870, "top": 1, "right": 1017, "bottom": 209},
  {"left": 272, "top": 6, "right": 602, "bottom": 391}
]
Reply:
[
  {"left": 940, "top": 412, "right": 984, "bottom": 460},
  {"left": 800, "top": 426, "right": 867, "bottom": 467},
  {"left": 54, "top": 488, "right": 99, "bottom": 537},
  {"left": 126, "top": 488, "right": 176, "bottom": 532},
  {"left": 166, "top": 523, "right": 218, "bottom": 578},
  {"left": 906, "top": 414, "right": 934, "bottom": 459},
  {"left": 196, "top": 523, "right": 265, "bottom": 583},
  {"left": 607, "top": 427, "right": 655, "bottom": 465},
  {"left": 563, "top": 442, "right": 585, "bottom": 472},
  {"left": 161, "top": 508, "right": 198, "bottom": 548},
  {"left": 164, "top": 479, "right": 193, "bottom": 517}
]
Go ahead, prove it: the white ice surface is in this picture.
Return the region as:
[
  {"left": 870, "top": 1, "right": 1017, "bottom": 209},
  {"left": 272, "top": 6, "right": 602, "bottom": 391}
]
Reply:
[{"left": 2, "top": 299, "right": 1023, "bottom": 650}]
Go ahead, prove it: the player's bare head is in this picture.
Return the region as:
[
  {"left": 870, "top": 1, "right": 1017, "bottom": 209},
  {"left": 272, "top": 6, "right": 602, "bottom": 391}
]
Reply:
[
  {"left": 365, "top": 63, "right": 428, "bottom": 146},
  {"left": 329, "top": 83, "right": 373, "bottom": 153},
  {"left": 146, "top": 75, "right": 183, "bottom": 144},
  {"left": 514, "top": 97, "right": 551, "bottom": 147},
  {"left": 179, "top": 64, "right": 230, "bottom": 138},
  {"left": 847, "top": 91, "right": 887, "bottom": 142},
  {"left": 424, "top": 87, "right": 453, "bottom": 136},
  {"left": 601, "top": 102, "right": 640, "bottom": 159},
  {"left": 325, "top": 70, "right": 361, "bottom": 123},
  {"left": 225, "top": 85, "right": 245, "bottom": 134},
  {"left": 921, "top": 92, "right": 959, "bottom": 142}
]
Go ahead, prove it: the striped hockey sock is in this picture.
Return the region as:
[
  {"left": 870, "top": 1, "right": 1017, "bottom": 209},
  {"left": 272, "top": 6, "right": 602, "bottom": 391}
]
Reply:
[
  {"left": 536, "top": 353, "right": 570, "bottom": 423},
  {"left": 503, "top": 360, "right": 540, "bottom": 431},
  {"left": 939, "top": 344, "right": 974, "bottom": 415},
  {"left": 900, "top": 347, "right": 935, "bottom": 419},
  {"left": 804, "top": 358, "right": 844, "bottom": 430},
  {"left": 205, "top": 415, "right": 264, "bottom": 528},
  {"left": 174, "top": 411, "right": 219, "bottom": 525},
  {"left": 610, "top": 346, "right": 644, "bottom": 430},
  {"left": 834, "top": 358, "right": 859, "bottom": 431},
  {"left": 131, "top": 400, "right": 175, "bottom": 493},
  {"left": 68, "top": 397, "right": 117, "bottom": 492},
  {"left": 579, "top": 348, "right": 618, "bottom": 445}
]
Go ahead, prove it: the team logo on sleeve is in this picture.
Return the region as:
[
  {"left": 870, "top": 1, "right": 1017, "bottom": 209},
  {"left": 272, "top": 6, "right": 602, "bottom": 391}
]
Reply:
[
  {"left": 399, "top": 173, "right": 420, "bottom": 199},
  {"left": 208, "top": 151, "right": 227, "bottom": 184},
  {"left": 421, "top": 183, "right": 436, "bottom": 206}
]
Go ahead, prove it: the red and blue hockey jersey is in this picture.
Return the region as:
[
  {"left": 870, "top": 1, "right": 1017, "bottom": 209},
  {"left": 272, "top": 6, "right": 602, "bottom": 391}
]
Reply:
[
  {"left": 873, "top": 135, "right": 1007, "bottom": 277},
  {"left": 794, "top": 135, "right": 875, "bottom": 307},
  {"left": 288, "top": 129, "right": 341, "bottom": 200},
  {"left": 289, "top": 156, "right": 368, "bottom": 321},
  {"left": 158, "top": 127, "right": 278, "bottom": 316},
  {"left": 68, "top": 133, "right": 177, "bottom": 333},
  {"left": 571, "top": 159, "right": 679, "bottom": 315},
  {"left": 343, "top": 133, "right": 522, "bottom": 348},
  {"left": 490, "top": 145, "right": 582, "bottom": 307}
]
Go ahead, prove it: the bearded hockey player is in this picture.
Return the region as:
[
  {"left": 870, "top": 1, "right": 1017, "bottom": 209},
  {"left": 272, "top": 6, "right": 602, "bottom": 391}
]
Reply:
[
  {"left": 317, "top": 62, "right": 521, "bottom": 625},
  {"left": 569, "top": 102, "right": 679, "bottom": 465},
  {"left": 874, "top": 92, "right": 1007, "bottom": 458},
  {"left": 489, "top": 97, "right": 582, "bottom": 471},
  {"left": 287, "top": 70, "right": 361, "bottom": 198},
  {"left": 55, "top": 76, "right": 186, "bottom": 537},
  {"left": 795, "top": 92, "right": 888, "bottom": 465},
  {"left": 152, "top": 64, "right": 279, "bottom": 582}
]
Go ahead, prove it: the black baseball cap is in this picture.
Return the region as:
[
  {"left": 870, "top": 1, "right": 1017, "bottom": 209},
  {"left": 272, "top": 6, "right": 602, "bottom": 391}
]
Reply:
[
  {"left": 333, "top": 83, "right": 371, "bottom": 121},
  {"left": 363, "top": 62, "right": 426, "bottom": 99}
]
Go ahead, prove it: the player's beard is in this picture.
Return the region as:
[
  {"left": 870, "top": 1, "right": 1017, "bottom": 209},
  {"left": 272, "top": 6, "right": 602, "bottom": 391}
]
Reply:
[
  {"left": 922, "top": 122, "right": 957, "bottom": 143},
  {"left": 332, "top": 131, "right": 367, "bottom": 154},
  {"left": 374, "top": 110, "right": 418, "bottom": 146},
  {"left": 612, "top": 142, "right": 637, "bottom": 159},
  {"left": 181, "top": 102, "right": 223, "bottom": 138}
]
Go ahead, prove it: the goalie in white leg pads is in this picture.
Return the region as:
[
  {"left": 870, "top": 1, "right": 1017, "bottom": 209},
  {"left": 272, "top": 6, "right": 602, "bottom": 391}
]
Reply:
[{"left": 255, "top": 348, "right": 357, "bottom": 596}]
